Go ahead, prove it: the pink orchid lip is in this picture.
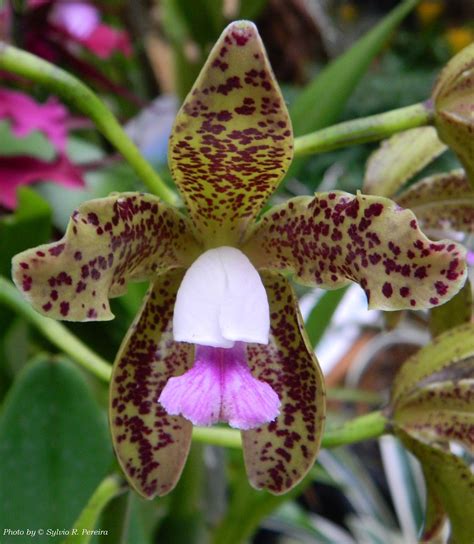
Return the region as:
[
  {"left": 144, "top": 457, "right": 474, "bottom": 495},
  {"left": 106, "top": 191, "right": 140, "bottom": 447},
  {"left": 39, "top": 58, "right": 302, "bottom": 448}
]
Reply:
[{"left": 158, "top": 342, "right": 280, "bottom": 430}]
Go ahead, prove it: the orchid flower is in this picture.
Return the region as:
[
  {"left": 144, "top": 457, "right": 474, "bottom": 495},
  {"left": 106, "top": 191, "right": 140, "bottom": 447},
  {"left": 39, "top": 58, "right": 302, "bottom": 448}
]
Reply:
[
  {"left": 12, "top": 21, "right": 467, "bottom": 499},
  {"left": 0, "top": 0, "right": 131, "bottom": 61},
  {"left": 0, "top": 88, "right": 84, "bottom": 209},
  {"left": 47, "top": 0, "right": 131, "bottom": 59}
]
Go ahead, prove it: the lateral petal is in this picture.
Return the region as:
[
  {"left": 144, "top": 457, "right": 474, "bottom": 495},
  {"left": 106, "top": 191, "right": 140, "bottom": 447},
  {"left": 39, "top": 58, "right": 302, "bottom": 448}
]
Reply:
[
  {"left": 241, "top": 272, "right": 325, "bottom": 494},
  {"left": 245, "top": 191, "right": 467, "bottom": 311},
  {"left": 12, "top": 192, "right": 199, "bottom": 321},
  {"left": 110, "top": 269, "right": 193, "bottom": 498}
]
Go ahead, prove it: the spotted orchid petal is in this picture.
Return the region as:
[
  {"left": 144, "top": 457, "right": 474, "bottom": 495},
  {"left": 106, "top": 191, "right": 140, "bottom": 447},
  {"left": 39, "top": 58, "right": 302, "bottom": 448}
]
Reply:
[
  {"left": 245, "top": 191, "right": 467, "bottom": 311},
  {"left": 110, "top": 270, "right": 193, "bottom": 498},
  {"left": 396, "top": 170, "right": 474, "bottom": 236},
  {"left": 12, "top": 193, "right": 200, "bottom": 320},
  {"left": 242, "top": 272, "right": 325, "bottom": 494},
  {"left": 169, "top": 21, "right": 293, "bottom": 243},
  {"left": 173, "top": 246, "right": 269, "bottom": 348}
]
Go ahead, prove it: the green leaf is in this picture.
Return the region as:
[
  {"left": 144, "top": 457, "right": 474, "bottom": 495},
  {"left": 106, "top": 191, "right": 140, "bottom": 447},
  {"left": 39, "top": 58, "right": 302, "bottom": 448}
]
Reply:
[
  {"left": 0, "top": 356, "right": 113, "bottom": 543},
  {"left": 429, "top": 278, "right": 472, "bottom": 337},
  {"left": 305, "top": 287, "right": 348, "bottom": 348},
  {"left": 0, "top": 187, "right": 52, "bottom": 277},
  {"left": 392, "top": 323, "right": 474, "bottom": 403},
  {"left": 0, "top": 119, "right": 54, "bottom": 159},
  {"left": 363, "top": 127, "right": 446, "bottom": 197},
  {"left": 290, "top": 0, "right": 421, "bottom": 137},
  {"left": 396, "top": 428, "right": 474, "bottom": 544}
]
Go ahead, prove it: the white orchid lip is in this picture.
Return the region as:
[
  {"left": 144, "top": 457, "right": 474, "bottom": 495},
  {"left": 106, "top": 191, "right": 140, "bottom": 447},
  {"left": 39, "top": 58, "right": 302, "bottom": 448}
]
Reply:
[{"left": 172, "top": 246, "right": 270, "bottom": 348}]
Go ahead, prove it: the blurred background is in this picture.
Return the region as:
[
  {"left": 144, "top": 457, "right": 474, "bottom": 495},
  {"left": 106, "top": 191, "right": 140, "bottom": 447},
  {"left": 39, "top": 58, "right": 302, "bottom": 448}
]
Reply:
[{"left": 0, "top": 1, "right": 473, "bottom": 543}]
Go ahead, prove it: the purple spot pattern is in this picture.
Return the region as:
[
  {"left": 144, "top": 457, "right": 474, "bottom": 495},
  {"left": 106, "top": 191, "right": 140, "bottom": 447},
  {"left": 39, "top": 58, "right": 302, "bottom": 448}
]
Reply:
[
  {"left": 110, "top": 270, "right": 194, "bottom": 498},
  {"left": 396, "top": 170, "right": 474, "bottom": 235},
  {"left": 12, "top": 193, "right": 199, "bottom": 321},
  {"left": 246, "top": 191, "right": 467, "bottom": 311},
  {"left": 242, "top": 272, "right": 325, "bottom": 494},
  {"left": 395, "top": 378, "right": 474, "bottom": 450},
  {"left": 169, "top": 21, "right": 293, "bottom": 242},
  {"left": 396, "top": 427, "right": 474, "bottom": 542}
]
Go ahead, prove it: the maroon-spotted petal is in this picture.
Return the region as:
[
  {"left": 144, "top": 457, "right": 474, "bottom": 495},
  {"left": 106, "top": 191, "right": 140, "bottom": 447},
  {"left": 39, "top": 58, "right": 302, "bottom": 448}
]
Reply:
[
  {"left": 242, "top": 272, "right": 325, "bottom": 494},
  {"left": 169, "top": 20, "right": 293, "bottom": 244},
  {"left": 110, "top": 269, "right": 194, "bottom": 498},
  {"left": 12, "top": 193, "right": 200, "bottom": 321},
  {"left": 244, "top": 191, "right": 467, "bottom": 311}
]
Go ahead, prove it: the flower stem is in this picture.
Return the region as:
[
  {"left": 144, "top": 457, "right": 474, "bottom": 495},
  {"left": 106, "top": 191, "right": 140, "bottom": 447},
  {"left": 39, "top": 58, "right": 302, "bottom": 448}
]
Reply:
[
  {"left": 193, "top": 410, "right": 388, "bottom": 449},
  {"left": 0, "top": 277, "right": 112, "bottom": 382},
  {"left": 293, "top": 101, "right": 434, "bottom": 157},
  {"left": 63, "top": 475, "right": 125, "bottom": 544},
  {"left": 1, "top": 276, "right": 388, "bottom": 450},
  {"left": 0, "top": 42, "right": 178, "bottom": 205}
]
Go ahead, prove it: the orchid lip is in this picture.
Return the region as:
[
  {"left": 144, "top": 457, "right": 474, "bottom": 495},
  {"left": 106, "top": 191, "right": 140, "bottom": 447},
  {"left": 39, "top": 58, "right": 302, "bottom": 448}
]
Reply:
[{"left": 158, "top": 343, "right": 280, "bottom": 430}]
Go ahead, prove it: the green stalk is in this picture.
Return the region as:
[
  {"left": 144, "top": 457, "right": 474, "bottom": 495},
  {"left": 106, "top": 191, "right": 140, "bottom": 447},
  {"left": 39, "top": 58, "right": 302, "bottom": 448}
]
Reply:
[
  {"left": 0, "top": 276, "right": 388, "bottom": 450},
  {"left": 193, "top": 410, "right": 387, "bottom": 450},
  {"left": 293, "top": 102, "right": 434, "bottom": 157},
  {"left": 0, "top": 277, "right": 111, "bottom": 382},
  {"left": 0, "top": 42, "right": 177, "bottom": 204},
  {"left": 63, "top": 475, "right": 125, "bottom": 544}
]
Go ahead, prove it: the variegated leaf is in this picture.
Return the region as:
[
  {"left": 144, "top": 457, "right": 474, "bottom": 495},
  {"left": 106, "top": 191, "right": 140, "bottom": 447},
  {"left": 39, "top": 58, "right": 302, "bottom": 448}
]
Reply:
[
  {"left": 169, "top": 21, "right": 293, "bottom": 244},
  {"left": 244, "top": 191, "right": 467, "bottom": 311},
  {"left": 392, "top": 323, "right": 474, "bottom": 403},
  {"left": 395, "top": 428, "right": 474, "bottom": 543},
  {"left": 433, "top": 43, "right": 474, "bottom": 187},
  {"left": 363, "top": 127, "right": 446, "bottom": 197},
  {"left": 12, "top": 193, "right": 200, "bottom": 321},
  {"left": 110, "top": 269, "right": 194, "bottom": 499},
  {"left": 396, "top": 170, "right": 474, "bottom": 236},
  {"left": 242, "top": 272, "right": 325, "bottom": 494}
]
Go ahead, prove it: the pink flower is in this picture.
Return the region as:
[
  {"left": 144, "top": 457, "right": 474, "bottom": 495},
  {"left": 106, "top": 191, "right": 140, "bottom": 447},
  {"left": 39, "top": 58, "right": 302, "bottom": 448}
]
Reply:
[
  {"left": 0, "top": 88, "right": 68, "bottom": 152},
  {"left": 0, "top": 88, "right": 85, "bottom": 208},
  {"left": 0, "top": 154, "right": 84, "bottom": 209},
  {"left": 47, "top": 0, "right": 131, "bottom": 59}
]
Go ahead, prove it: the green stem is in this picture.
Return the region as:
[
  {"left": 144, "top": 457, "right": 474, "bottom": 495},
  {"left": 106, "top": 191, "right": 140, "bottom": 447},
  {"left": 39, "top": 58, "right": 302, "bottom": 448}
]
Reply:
[
  {"left": 0, "top": 42, "right": 177, "bottom": 204},
  {"left": 193, "top": 410, "right": 387, "bottom": 450},
  {"left": 0, "top": 277, "right": 388, "bottom": 450},
  {"left": 293, "top": 102, "right": 434, "bottom": 157},
  {"left": 63, "top": 475, "right": 125, "bottom": 544},
  {"left": 0, "top": 277, "right": 111, "bottom": 382}
]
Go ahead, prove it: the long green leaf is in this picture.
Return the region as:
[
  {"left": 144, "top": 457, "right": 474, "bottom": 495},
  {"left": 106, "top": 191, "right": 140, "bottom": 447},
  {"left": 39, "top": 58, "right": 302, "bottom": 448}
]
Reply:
[{"left": 290, "top": 0, "right": 420, "bottom": 136}]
